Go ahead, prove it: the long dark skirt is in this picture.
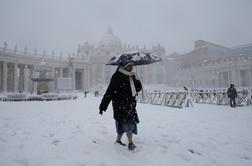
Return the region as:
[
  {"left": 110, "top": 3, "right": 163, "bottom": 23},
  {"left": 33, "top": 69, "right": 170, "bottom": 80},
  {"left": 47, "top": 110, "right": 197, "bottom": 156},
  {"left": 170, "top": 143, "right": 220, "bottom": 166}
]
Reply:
[{"left": 115, "top": 120, "right": 137, "bottom": 135}]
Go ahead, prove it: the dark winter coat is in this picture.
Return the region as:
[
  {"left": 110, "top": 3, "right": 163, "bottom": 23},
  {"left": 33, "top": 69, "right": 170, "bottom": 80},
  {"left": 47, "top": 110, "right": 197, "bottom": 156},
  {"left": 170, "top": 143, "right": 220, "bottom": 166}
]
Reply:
[
  {"left": 99, "top": 70, "right": 142, "bottom": 123},
  {"left": 227, "top": 87, "right": 237, "bottom": 99}
]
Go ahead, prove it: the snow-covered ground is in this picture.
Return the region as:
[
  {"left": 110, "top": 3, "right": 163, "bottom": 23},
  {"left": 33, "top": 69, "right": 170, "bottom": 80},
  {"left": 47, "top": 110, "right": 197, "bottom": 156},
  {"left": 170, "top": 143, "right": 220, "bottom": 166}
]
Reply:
[{"left": 0, "top": 94, "right": 252, "bottom": 166}]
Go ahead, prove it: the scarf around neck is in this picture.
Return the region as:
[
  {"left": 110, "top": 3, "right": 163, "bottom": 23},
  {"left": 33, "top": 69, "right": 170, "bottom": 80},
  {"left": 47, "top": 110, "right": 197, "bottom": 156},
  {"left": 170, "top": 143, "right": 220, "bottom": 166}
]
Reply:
[{"left": 118, "top": 67, "right": 137, "bottom": 97}]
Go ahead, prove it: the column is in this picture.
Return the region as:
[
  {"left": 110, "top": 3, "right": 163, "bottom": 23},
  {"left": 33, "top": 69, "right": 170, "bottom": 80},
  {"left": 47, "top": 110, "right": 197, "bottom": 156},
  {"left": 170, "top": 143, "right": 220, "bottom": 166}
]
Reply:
[
  {"left": 220, "top": 72, "right": 223, "bottom": 88},
  {"left": 217, "top": 72, "right": 221, "bottom": 88},
  {"left": 215, "top": 71, "right": 218, "bottom": 88},
  {"left": 32, "top": 66, "right": 37, "bottom": 94},
  {"left": 82, "top": 69, "right": 85, "bottom": 90},
  {"left": 67, "top": 67, "right": 71, "bottom": 77},
  {"left": 0, "top": 63, "right": 2, "bottom": 91},
  {"left": 14, "top": 63, "right": 19, "bottom": 92},
  {"left": 29, "top": 67, "right": 34, "bottom": 93},
  {"left": 33, "top": 82, "right": 37, "bottom": 94},
  {"left": 235, "top": 68, "right": 241, "bottom": 87},
  {"left": 3, "top": 61, "right": 7, "bottom": 92},
  {"left": 230, "top": 69, "right": 235, "bottom": 84},
  {"left": 9, "top": 64, "right": 14, "bottom": 92},
  {"left": 52, "top": 67, "right": 56, "bottom": 91},
  {"left": 246, "top": 69, "right": 250, "bottom": 87},
  {"left": 24, "top": 65, "right": 29, "bottom": 92},
  {"left": 85, "top": 67, "right": 90, "bottom": 90},
  {"left": 250, "top": 69, "right": 252, "bottom": 87},
  {"left": 228, "top": 71, "right": 231, "bottom": 86},
  {"left": 72, "top": 67, "right": 76, "bottom": 90},
  {"left": 59, "top": 68, "right": 63, "bottom": 78},
  {"left": 219, "top": 72, "right": 222, "bottom": 88},
  {"left": 19, "top": 65, "right": 24, "bottom": 91}
]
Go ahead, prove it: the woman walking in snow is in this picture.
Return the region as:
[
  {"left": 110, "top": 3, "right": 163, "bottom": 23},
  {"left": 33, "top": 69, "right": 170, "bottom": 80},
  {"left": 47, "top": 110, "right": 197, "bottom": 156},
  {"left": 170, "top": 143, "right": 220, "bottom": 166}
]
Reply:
[{"left": 99, "top": 61, "right": 142, "bottom": 151}]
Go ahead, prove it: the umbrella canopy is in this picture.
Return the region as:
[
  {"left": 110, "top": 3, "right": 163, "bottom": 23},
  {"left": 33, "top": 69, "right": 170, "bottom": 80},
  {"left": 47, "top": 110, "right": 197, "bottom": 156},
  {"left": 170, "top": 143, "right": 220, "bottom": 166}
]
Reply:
[{"left": 106, "top": 51, "right": 161, "bottom": 66}]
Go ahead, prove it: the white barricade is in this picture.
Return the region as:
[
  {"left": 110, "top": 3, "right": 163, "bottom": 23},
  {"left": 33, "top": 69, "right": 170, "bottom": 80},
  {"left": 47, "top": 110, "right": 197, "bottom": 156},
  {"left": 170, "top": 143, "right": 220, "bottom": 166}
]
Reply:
[
  {"left": 0, "top": 93, "right": 78, "bottom": 102},
  {"left": 4, "top": 93, "right": 28, "bottom": 101},
  {"left": 138, "top": 89, "right": 251, "bottom": 108},
  {"left": 138, "top": 91, "right": 193, "bottom": 108},
  {"left": 190, "top": 90, "right": 251, "bottom": 106}
]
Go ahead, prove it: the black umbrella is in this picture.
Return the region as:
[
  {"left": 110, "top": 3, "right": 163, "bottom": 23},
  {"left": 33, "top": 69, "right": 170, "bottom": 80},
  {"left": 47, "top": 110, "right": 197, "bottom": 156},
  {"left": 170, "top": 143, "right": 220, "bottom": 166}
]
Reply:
[{"left": 106, "top": 51, "right": 161, "bottom": 66}]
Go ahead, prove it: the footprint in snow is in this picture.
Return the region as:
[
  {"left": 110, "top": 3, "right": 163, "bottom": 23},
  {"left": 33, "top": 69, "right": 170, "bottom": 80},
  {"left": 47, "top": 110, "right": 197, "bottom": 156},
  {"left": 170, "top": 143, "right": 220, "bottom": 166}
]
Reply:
[
  {"left": 188, "top": 148, "right": 202, "bottom": 156},
  {"left": 52, "top": 140, "right": 60, "bottom": 146},
  {"left": 157, "top": 125, "right": 164, "bottom": 129}
]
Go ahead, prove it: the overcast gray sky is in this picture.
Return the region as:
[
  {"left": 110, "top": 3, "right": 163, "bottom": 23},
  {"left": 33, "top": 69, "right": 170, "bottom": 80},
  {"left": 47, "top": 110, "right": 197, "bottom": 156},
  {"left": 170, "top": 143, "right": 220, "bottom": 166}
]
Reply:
[{"left": 0, "top": 0, "right": 252, "bottom": 55}]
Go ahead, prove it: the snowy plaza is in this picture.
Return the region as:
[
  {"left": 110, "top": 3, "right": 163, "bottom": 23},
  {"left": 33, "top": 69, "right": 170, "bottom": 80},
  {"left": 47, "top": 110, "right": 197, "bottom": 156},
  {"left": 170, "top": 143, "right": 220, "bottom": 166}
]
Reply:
[
  {"left": 1, "top": 0, "right": 252, "bottom": 166},
  {"left": 0, "top": 93, "right": 252, "bottom": 166}
]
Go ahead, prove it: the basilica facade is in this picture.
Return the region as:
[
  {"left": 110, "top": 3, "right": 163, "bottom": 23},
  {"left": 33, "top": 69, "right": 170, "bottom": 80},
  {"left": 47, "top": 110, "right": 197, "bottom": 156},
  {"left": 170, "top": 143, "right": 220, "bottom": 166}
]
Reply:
[
  {"left": 79, "top": 27, "right": 166, "bottom": 88},
  {"left": 1, "top": 28, "right": 251, "bottom": 93}
]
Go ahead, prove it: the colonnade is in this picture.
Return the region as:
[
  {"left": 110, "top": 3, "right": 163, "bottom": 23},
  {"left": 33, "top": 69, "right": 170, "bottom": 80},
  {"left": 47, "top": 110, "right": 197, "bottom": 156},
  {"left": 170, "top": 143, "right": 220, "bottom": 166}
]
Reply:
[
  {"left": 0, "top": 60, "right": 89, "bottom": 93},
  {"left": 0, "top": 62, "right": 31, "bottom": 92}
]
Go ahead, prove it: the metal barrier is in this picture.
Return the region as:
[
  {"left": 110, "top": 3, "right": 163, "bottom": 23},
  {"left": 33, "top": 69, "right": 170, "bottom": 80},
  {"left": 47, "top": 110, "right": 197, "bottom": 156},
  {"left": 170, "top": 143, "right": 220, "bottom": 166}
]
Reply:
[
  {"left": 190, "top": 90, "right": 252, "bottom": 106},
  {"left": 0, "top": 93, "right": 78, "bottom": 102},
  {"left": 3, "top": 93, "right": 28, "bottom": 102},
  {"left": 138, "top": 91, "right": 193, "bottom": 108},
  {"left": 137, "top": 89, "right": 252, "bottom": 108}
]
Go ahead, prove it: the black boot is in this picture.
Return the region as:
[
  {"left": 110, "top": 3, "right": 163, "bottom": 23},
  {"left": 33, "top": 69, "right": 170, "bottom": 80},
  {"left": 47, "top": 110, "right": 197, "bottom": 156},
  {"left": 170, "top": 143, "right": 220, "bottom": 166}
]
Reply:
[{"left": 128, "top": 143, "right": 136, "bottom": 150}]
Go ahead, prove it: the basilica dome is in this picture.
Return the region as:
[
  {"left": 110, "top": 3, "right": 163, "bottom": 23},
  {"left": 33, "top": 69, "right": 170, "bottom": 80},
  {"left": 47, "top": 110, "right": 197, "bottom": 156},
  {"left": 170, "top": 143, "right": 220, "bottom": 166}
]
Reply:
[{"left": 97, "top": 27, "right": 122, "bottom": 51}]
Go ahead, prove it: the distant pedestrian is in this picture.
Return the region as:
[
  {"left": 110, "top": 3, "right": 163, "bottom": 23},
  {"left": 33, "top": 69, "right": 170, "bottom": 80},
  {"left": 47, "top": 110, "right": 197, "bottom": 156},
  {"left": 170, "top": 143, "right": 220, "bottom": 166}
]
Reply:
[
  {"left": 183, "top": 86, "right": 188, "bottom": 91},
  {"left": 94, "top": 90, "right": 99, "bottom": 97},
  {"left": 84, "top": 91, "right": 88, "bottom": 97},
  {"left": 227, "top": 84, "right": 237, "bottom": 107}
]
